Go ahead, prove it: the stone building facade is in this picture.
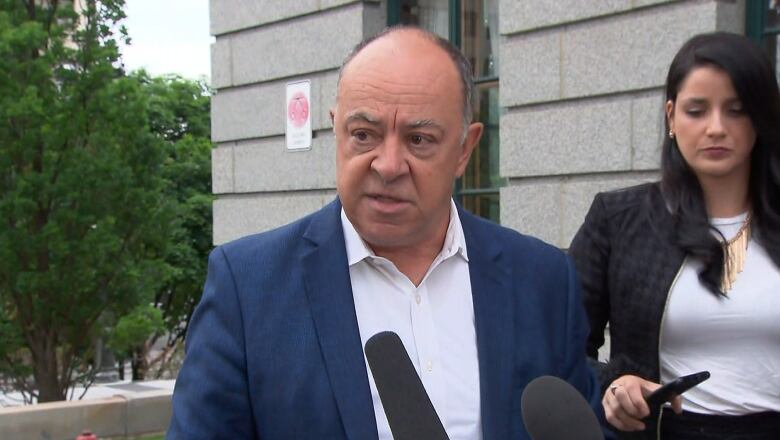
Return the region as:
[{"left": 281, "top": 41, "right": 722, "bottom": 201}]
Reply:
[{"left": 209, "top": 0, "right": 760, "bottom": 248}]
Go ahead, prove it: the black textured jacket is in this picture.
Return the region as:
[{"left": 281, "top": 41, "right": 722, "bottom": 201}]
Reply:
[{"left": 569, "top": 182, "right": 686, "bottom": 439}]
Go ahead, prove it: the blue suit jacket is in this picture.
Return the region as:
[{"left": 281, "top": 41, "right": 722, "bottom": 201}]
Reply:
[{"left": 168, "top": 199, "right": 604, "bottom": 439}]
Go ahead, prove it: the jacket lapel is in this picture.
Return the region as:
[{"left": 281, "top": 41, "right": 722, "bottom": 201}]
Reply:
[
  {"left": 301, "top": 199, "right": 378, "bottom": 440},
  {"left": 460, "top": 208, "right": 515, "bottom": 440}
]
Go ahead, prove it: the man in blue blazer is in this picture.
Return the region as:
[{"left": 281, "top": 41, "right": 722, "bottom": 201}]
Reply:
[{"left": 169, "top": 26, "right": 603, "bottom": 439}]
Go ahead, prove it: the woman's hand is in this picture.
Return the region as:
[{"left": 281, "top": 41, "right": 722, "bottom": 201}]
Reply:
[{"left": 602, "top": 375, "right": 682, "bottom": 431}]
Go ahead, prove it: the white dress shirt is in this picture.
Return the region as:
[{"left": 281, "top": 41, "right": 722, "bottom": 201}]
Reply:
[{"left": 341, "top": 201, "right": 483, "bottom": 440}]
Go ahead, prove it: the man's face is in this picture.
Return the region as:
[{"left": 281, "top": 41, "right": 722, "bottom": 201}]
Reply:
[{"left": 332, "top": 32, "right": 483, "bottom": 252}]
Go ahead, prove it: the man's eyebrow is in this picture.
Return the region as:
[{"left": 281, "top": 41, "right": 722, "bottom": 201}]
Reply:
[
  {"left": 345, "top": 111, "right": 380, "bottom": 124},
  {"left": 406, "top": 119, "right": 444, "bottom": 131}
]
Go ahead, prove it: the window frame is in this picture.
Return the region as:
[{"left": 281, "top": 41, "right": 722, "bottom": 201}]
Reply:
[
  {"left": 747, "top": 1, "right": 780, "bottom": 40},
  {"left": 386, "top": 0, "right": 503, "bottom": 223},
  {"left": 387, "top": 0, "right": 462, "bottom": 43}
]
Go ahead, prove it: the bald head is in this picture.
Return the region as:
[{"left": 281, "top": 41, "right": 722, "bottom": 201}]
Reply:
[
  {"left": 330, "top": 25, "right": 484, "bottom": 256},
  {"left": 337, "top": 26, "right": 474, "bottom": 129}
]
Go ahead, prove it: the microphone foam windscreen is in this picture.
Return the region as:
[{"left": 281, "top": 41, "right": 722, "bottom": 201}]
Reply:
[
  {"left": 364, "top": 331, "right": 449, "bottom": 440},
  {"left": 521, "top": 375, "right": 603, "bottom": 440}
]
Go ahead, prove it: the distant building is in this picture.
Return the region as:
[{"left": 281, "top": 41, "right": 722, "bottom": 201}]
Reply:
[{"left": 209, "top": 0, "right": 777, "bottom": 248}]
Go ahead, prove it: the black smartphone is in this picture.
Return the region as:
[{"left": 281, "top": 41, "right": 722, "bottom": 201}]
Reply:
[{"left": 645, "top": 371, "right": 711, "bottom": 408}]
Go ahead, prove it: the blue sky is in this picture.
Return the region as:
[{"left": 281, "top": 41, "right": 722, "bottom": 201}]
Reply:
[{"left": 120, "top": 0, "right": 212, "bottom": 80}]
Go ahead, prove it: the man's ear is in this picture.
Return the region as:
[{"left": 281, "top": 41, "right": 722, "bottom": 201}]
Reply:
[
  {"left": 329, "top": 108, "right": 336, "bottom": 125},
  {"left": 455, "top": 122, "right": 484, "bottom": 178}
]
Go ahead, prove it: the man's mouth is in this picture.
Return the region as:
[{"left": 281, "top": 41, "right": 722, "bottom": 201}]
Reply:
[
  {"left": 366, "top": 194, "right": 410, "bottom": 213},
  {"left": 371, "top": 194, "right": 404, "bottom": 203}
]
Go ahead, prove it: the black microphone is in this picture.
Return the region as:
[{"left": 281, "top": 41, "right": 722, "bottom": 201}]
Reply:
[
  {"left": 521, "top": 375, "right": 603, "bottom": 440},
  {"left": 364, "top": 331, "right": 449, "bottom": 440}
]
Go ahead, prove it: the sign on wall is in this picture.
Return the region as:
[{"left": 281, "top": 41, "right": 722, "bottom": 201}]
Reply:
[{"left": 285, "top": 80, "right": 312, "bottom": 151}]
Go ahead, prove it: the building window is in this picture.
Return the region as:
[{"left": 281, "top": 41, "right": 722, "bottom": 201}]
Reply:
[
  {"left": 388, "top": 0, "right": 503, "bottom": 223},
  {"left": 389, "top": 0, "right": 450, "bottom": 39},
  {"left": 747, "top": 0, "right": 780, "bottom": 84}
]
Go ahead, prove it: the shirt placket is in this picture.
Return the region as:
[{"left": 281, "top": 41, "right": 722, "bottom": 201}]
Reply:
[{"left": 409, "top": 281, "right": 446, "bottom": 426}]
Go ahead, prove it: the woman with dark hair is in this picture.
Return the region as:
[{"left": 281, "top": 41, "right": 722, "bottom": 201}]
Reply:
[{"left": 569, "top": 32, "right": 780, "bottom": 439}]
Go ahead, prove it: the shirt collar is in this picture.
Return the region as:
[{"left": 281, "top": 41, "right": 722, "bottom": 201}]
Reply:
[{"left": 340, "top": 199, "right": 469, "bottom": 267}]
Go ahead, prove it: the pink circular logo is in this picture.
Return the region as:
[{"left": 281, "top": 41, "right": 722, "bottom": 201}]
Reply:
[{"left": 287, "top": 91, "right": 309, "bottom": 128}]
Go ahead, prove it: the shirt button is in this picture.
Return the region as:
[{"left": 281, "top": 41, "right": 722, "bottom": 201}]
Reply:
[
  {"left": 415, "top": 294, "right": 421, "bottom": 304},
  {"left": 426, "top": 361, "right": 433, "bottom": 372}
]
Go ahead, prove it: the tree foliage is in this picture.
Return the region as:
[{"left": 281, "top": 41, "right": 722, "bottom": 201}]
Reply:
[
  {"left": 108, "top": 304, "right": 163, "bottom": 360},
  {"left": 0, "top": 0, "right": 177, "bottom": 402},
  {"left": 109, "top": 72, "right": 212, "bottom": 381}
]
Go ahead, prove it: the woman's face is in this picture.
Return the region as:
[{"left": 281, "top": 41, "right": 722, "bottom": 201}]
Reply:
[{"left": 666, "top": 65, "right": 756, "bottom": 183}]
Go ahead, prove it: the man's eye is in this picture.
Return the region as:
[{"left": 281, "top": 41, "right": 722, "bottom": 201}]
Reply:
[
  {"left": 351, "top": 130, "right": 377, "bottom": 144},
  {"left": 410, "top": 134, "right": 424, "bottom": 145}
]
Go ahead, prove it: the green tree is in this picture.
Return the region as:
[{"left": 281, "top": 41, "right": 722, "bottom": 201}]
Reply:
[
  {"left": 108, "top": 304, "right": 164, "bottom": 365},
  {"left": 109, "top": 72, "right": 212, "bottom": 381},
  {"left": 0, "top": 0, "right": 173, "bottom": 402}
]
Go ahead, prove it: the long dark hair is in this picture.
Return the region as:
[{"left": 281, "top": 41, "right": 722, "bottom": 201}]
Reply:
[{"left": 661, "top": 32, "right": 780, "bottom": 295}]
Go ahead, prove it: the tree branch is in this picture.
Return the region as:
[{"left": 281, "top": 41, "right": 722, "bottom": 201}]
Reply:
[{"left": 23, "top": 0, "right": 34, "bottom": 20}]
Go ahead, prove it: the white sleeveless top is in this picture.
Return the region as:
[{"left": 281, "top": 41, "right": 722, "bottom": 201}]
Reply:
[{"left": 660, "top": 213, "right": 780, "bottom": 415}]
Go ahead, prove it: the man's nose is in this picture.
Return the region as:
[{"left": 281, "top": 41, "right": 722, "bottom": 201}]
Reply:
[{"left": 371, "top": 137, "right": 409, "bottom": 184}]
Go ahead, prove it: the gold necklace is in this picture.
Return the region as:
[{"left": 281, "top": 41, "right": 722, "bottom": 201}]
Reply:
[{"left": 721, "top": 212, "right": 751, "bottom": 292}]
